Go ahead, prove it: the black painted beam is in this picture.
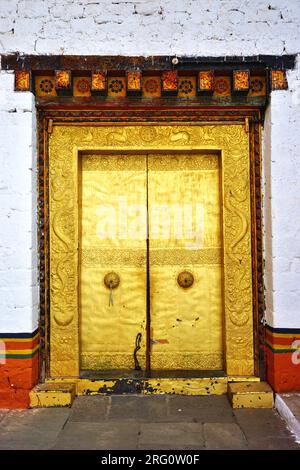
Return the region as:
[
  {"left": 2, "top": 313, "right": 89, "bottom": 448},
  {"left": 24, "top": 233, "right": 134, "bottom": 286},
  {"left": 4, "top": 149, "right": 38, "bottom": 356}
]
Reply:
[{"left": 1, "top": 54, "right": 296, "bottom": 72}]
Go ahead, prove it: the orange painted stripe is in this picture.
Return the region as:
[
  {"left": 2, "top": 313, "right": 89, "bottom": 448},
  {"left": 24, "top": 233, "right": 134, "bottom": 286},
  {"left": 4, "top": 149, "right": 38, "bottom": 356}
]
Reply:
[
  {"left": 265, "top": 332, "right": 300, "bottom": 346},
  {"left": 265, "top": 330, "right": 300, "bottom": 340},
  {"left": 2, "top": 337, "right": 40, "bottom": 350},
  {"left": 265, "top": 331, "right": 300, "bottom": 346},
  {"left": 0, "top": 356, "right": 39, "bottom": 368},
  {"left": 265, "top": 340, "right": 300, "bottom": 352},
  {"left": 0, "top": 345, "right": 40, "bottom": 356}
]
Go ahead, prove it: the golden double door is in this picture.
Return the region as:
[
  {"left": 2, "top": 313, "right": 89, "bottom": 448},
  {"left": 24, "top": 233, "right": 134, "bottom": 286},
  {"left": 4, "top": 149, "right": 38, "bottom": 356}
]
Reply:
[{"left": 80, "top": 151, "right": 223, "bottom": 372}]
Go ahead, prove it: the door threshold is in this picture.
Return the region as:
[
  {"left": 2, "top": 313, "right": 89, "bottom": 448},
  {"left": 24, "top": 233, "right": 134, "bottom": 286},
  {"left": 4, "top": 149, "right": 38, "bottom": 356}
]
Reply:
[
  {"left": 46, "top": 372, "right": 229, "bottom": 396},
  {"left": 45, "top": 373, "right": 261, "bottom": 396},
  {"left": 76, "top": 370, "right": 228, "bottom": 395},
  {"left": 31, "top": 375, "right": 273, "bottom": 408},
  {"left": 80, "top": 369, "right": 227, "bottom": 380}
]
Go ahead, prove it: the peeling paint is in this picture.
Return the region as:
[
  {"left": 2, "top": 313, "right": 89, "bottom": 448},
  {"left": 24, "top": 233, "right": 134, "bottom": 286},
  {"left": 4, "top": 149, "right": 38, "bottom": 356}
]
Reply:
[
  {"left": 74, "top": 376, "right": 228, "bottom": 396},
  {"left": 143, "top": 377, "right": 228, "bottom": 396},
  {"left": 77, "top": 379, "right": 143, "bottom": 395}
]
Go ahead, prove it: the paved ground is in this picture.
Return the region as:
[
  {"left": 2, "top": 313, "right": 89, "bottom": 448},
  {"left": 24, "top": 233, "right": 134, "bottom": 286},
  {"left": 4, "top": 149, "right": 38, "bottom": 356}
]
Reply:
[
  {"left": 0, "top": 395, "right": 299, "bottom": 450},
  {"left": 276, "top": 393, "right": 300, "bottom": 443}
]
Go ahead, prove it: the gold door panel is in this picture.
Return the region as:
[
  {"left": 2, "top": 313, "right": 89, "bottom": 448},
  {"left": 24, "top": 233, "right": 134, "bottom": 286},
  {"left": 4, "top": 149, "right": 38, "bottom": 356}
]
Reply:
[
  {"left": 49, "top": 124, "right": 254, "bottom": 378},
  {"left": 80, "top": 153, "right": 147, "bottom": 370},
  {"left": 148, "top": 153, "right": 223, "bottom": 369}
]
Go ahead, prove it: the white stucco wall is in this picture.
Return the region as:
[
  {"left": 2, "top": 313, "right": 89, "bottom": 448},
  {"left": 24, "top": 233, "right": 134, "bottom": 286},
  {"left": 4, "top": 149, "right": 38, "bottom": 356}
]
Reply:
[
  {"left": 0, "top": 71, "right": 38, "bottom": 332},
  {"left": 0, "top": 0, "right": 300, "bottom": 56},
  {"left": 0, "top": 0, "right": 300, "bottom": 332},
  {"left": 263, "top": 58, "right": 300, "bottom": 328}
]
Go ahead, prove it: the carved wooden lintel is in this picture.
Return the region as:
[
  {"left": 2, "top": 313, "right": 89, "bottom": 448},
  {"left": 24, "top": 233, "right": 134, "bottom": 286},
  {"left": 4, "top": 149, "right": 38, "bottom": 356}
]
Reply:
[{"left": 7, "top": 54, "right": 294, "bottom": 100}]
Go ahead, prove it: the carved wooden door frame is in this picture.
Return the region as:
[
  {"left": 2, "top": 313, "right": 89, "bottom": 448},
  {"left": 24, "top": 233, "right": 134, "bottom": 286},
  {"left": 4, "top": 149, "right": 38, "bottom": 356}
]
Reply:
[{"left": 37, "top": 107, "right": 264, "bottom": 380}]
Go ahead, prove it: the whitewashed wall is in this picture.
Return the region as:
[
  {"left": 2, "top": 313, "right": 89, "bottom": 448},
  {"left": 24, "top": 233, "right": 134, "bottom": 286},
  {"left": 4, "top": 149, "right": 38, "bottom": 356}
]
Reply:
[
  {"left": 0, "top": 71, "right": 38, "bottom": 332},
  {"left": 0, "top": 0, "right": 299, "bottom": 56},
  {"left": 263, "top": 58, "right": 300, "bottom": 328},
  {"left": 0, "top": 0, "right": 300, "bottom": 332}
]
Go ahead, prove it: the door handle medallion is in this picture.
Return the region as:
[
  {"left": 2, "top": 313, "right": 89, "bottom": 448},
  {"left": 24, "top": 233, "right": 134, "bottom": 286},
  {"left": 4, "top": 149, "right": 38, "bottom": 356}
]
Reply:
[
  {"left": 104, "top": 272, "right": 120, "bottom": 289},
  {"left": 177, "top": 271, "right": 194, "bottom": 289},
  {"left": 104, "top": 272, "right": 120, "bottom": 307}
]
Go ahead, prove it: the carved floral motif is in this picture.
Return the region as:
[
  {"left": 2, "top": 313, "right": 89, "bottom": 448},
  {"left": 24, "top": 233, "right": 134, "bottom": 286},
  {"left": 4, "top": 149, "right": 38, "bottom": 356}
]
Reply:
[
  {"left": 162, "top": 71, "right": 178, "bottom": 91},
  {"left": 91, "top": 71, "right": 106, "bottom": 91},
  {"left": 15, "top": 71, "right": 30, "bottom": 91},
  {"left": 271, "top": 70, "right": 288, "bottom": 90},
  {"left": 233, "top": 70, "right": 250, "bottom": 91},
  {"left": 198, "top": 71, "right": 215, "bottom": 91},
  {"left": 127, "top": 71, "right": 142, "bottom": 91},
  {"left": 55, "top": 71, "right": 71, "bottom": 89}
]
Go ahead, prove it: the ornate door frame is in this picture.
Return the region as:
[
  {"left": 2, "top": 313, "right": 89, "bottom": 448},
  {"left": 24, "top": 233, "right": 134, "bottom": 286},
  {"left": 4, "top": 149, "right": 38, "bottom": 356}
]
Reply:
[{"left": 48, "top": 122, "right": 255, "bottom": 379}]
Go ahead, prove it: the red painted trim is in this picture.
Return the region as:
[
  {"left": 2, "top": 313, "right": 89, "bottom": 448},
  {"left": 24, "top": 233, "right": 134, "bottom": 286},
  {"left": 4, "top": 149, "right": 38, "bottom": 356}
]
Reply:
[
  {"left": 265, "top": 346, "right": 300, "bottom": 392},
  {"left": 265, "top": 330, "right": 300, "bottom": 347},
  {"left": 0, "top": 355, "right": 39, "bottom": 409},
  {"left": 2, "top": 337, "right": 40, "bottom": 350}
]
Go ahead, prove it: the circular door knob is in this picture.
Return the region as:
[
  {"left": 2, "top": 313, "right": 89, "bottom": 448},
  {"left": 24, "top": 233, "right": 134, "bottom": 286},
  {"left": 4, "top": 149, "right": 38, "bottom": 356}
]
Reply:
[
  {"left": 177, "top": 271, "right": 194, "bottom": 289},
  {"left": 104, "top": 272, "right": 120, "bottom": 289}
]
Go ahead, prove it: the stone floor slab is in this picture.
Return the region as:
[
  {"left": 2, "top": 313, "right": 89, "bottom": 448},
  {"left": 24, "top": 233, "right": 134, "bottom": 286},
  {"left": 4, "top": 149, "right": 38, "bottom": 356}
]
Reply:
[
  {"left": 52, "top": 421, "right": 140, "bottom": 450},
  {"left": 0, "top": 395, "right": 299, "bottom": 450},
  {"left": 247, "top": 436, "right": 300, "bottom": 450},
  {"left": 203, "top": 422, "right": 247, "bottom": 449},
  {"left": 0, "top": 429, "right": 61, "bottom": 450},
  {"left": 68, "top": 396, "right": 109, "bottom": 422},
  {"left": 234, "top": 408, "right": 292, "bottom": 439},
  {"left": 0, "top": 410, "right": 9, "bottom": 423},
  {"left": 276, "top": 393, "right": 300, "bottom": 443},
  {"left": 0, "top": 408, "right": 70, "bottom": 432},
  {"left": 108, "top": 395, "right": 168, "bottom": 422},
  {"left": 139, "top": 422, "right": 204, "bottom": 449},
  {"left": 280, "top": 393, "right": 300, "bottom": 416},
  {"left": 167, "top": 395, "right": 235, "bottom": 423}
]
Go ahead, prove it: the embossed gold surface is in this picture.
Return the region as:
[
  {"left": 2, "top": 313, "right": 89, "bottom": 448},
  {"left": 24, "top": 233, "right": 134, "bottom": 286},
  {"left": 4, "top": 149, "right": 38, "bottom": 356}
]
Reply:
[
  {"left": 80, "top": 154, "right": 147, "bottom": 370},
  {"left": 82, "top": 152, "right": 223, "bottom": 371},
  {"left": 148, "top": 153, "right": 223, "bottom": 369},
  {"left": 49, "top": 124, "right": 254, "bottom": 377}
]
